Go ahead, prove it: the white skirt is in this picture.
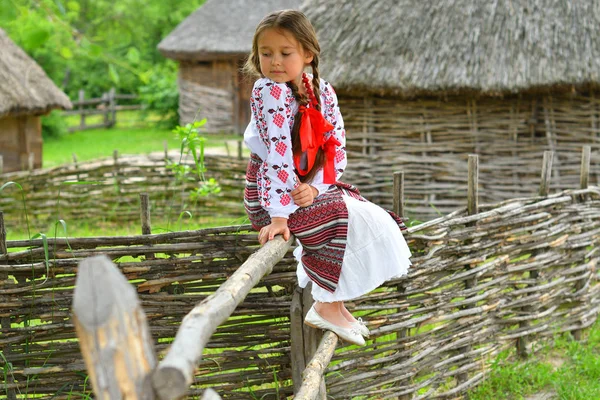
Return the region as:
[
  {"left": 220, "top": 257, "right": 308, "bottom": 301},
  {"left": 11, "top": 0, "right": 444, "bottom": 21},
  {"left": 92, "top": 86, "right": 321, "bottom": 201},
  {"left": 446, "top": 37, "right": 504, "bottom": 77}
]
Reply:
[{"left": 295, "top": 195, "right": 412, "bottom": 302}]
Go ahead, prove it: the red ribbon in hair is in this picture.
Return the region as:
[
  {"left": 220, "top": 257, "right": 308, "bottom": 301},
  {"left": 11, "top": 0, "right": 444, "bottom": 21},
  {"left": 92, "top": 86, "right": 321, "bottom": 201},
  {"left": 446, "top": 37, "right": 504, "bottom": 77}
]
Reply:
[{"left": 293, "top": 105, "right": 339, "bottom": 183}]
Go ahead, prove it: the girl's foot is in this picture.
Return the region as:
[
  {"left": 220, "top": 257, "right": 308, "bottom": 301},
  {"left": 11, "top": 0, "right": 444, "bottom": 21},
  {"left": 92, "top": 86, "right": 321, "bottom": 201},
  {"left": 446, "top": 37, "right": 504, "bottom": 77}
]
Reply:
[
  {"left": 314, "top": 302, "right": 352, "bottom": 328},
  {"left": 341, "top": 304, "right": 370, "bottom": 337},
  {"left": 304, "top": 305, "right": 365, "bottom": 346}
]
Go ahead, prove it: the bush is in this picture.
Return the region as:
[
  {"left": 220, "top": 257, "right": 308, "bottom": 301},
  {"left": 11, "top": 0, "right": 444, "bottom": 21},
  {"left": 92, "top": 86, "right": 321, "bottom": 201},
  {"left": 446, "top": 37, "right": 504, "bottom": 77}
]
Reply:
[
  {"left": 139, "top": 62, "right": 179, "bottom": 128},
  {"left": 41, "top": 110, "right": 68, "bottom": 139}
]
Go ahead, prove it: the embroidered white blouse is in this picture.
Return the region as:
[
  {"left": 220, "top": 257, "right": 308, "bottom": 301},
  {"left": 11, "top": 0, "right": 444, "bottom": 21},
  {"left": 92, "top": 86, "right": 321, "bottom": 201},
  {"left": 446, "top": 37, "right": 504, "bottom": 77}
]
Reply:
[{"left": 244, "top": 77, "right": 347, "bottom": 219}]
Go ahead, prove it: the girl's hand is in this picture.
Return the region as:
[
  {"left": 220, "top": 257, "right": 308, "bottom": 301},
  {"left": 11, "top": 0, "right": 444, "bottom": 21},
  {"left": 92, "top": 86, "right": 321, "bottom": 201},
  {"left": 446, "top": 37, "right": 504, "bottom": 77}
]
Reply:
[
  {"left": 291, "top": 184, "right": 318, "bottom": 207},
  {"left": 258, "top": 217, "right": 290, "bottom": 245}
]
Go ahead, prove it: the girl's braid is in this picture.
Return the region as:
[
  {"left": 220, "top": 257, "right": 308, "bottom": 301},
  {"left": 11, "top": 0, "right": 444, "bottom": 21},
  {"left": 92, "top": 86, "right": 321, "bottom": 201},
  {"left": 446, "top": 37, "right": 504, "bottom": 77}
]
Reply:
[
  {"left": 310, "top": 59, "right": 322, "bottom": 112},
  {"left": 287, "top": 81, "right": 309, "bottom": 107}
]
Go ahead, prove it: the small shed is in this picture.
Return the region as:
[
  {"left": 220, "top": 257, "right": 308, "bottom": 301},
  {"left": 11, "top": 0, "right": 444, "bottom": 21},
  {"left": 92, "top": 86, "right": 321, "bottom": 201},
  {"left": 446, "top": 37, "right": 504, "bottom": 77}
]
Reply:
[
  {"left": 0, "top": 28, "right": 72, "bottom": 173},
  {"left": 158, "top": 0, "right": 297, "bottom": 133},
  {"left": 303, "top": 0, "right": 600, "bottom": 218}
]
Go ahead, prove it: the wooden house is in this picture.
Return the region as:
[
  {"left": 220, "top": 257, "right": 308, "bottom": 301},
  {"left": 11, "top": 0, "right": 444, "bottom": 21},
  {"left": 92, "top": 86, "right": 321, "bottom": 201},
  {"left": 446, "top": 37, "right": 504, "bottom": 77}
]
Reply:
[
  {"left": 158, "top": 0, "right": 297, "bottom": 133},
  {"left": 0, "top": 28, "right": 72, "bottom": 173}
]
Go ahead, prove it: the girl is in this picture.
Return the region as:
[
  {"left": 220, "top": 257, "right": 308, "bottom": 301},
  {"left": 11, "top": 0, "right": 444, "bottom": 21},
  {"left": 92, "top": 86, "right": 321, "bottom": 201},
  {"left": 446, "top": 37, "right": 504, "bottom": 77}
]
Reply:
[{"left": 243, "top": 10, "right": 412, "bottom": 346}]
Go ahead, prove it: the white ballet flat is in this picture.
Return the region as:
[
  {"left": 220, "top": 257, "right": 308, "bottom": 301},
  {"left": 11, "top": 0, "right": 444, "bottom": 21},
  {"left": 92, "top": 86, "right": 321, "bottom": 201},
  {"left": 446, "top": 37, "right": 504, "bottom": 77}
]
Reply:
[
  {"left": 304, "top": 306, "right": 366, "bottom": 346},
  {"left": 352, "top": 317, "right": 370, "bottom": 337}
]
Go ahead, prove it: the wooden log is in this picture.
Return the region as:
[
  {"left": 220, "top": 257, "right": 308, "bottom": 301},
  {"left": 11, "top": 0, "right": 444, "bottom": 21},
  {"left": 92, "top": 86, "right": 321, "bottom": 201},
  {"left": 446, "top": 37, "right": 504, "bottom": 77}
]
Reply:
[
  {"left": 151, "top": 235, "right": 293, "bottom": 400},
  {"left": 294, "top": 331, "right": 338, "bottom": 400},
  {"left": 72, "top": 255, "right": 157, "bottom": 399}
]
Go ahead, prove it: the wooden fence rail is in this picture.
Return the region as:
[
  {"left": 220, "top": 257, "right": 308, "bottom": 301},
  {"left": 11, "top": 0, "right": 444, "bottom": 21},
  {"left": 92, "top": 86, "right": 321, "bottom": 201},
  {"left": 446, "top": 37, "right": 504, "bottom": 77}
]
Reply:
[{"left": 61, "top": 88, "right": 141, "bottom": 132}]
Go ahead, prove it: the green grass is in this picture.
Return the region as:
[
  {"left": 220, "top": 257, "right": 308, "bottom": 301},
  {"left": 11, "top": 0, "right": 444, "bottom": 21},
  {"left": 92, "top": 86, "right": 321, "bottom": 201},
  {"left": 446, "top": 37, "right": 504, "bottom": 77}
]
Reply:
[
  {"left": 43, "top": 111, "right": 244, "bottom": 168},
  {"left": 469, "top": 320, "right": 600, "bottom": 399}
]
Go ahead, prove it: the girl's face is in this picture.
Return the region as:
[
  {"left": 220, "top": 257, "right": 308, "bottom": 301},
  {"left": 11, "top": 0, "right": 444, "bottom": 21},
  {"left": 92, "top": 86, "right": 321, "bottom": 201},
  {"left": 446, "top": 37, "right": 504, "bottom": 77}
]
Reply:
[{"left": 257, "top": 28, "right": 313, "bottom": 85}]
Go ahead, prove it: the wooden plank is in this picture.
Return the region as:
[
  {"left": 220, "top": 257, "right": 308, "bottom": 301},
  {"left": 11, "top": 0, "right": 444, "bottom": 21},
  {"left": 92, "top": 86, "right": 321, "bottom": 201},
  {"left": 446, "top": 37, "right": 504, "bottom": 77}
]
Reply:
[{"left": 72, "top": 255, "right": 157, "bottom": 399}]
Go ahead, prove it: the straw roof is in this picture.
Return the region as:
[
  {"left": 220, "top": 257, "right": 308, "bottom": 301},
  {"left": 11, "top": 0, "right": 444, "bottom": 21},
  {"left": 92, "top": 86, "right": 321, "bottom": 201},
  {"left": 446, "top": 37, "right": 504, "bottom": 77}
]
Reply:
[
  {"left": 0, "top": 29, "right": 72, "bottom": 118},
  {"left": 303, "top": 0, "right": 600, "bottom": 96},
  {"left": 158, "top": 0, "right": 298, "bottom": 61}
]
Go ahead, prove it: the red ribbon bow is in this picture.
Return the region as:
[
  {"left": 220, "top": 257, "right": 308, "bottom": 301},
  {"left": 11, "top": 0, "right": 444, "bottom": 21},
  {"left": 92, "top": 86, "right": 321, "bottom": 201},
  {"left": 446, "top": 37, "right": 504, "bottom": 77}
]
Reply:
[{"left": 294, "top": 105, "right": 338, "bottom": 183}]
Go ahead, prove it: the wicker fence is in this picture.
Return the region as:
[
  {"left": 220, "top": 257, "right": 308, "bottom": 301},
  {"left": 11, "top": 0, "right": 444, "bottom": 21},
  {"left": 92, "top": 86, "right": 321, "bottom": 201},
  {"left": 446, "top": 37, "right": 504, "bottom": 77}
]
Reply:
[
  {"left": 1, "top": 150, "right": 599, "bottom": 399},
  {"left": 1, "top": 145, "right": 599, "bottom": 233}
]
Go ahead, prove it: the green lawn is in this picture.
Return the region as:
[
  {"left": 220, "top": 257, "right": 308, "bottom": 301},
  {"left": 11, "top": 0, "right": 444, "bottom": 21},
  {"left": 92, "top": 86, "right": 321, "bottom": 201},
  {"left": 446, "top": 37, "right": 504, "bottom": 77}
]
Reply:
[
  {"left": 468, "top": 320, "right": 600, "bottom": 399},
  {"left": 42, "top": 111, "right": 244, "bottom": 168}
]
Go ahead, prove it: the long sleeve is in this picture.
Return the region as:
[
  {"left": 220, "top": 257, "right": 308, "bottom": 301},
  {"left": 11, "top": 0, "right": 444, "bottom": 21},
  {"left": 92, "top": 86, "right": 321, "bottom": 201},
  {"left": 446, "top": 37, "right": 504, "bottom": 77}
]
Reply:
[
  {"left": 310, "top": 80, "right": 347, "bottom": 196},
  {"left": 250, "top": 78, "right": 300, "bottom": 218}
]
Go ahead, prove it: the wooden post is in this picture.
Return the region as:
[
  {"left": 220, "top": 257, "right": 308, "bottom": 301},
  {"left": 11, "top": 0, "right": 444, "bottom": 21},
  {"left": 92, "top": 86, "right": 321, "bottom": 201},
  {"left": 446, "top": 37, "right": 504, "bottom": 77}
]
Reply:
[
  {"left": 102, "top": 92, "right": 109, "bottom": 127},
  {"left": 392, "top": 171, "right": 411, "bottom": 398},
  {"left": 580, "top": 146, "right": 591, "bottom": 190},
  {"left": 163, "top": 140, "right": 169, "bottom": 161},
  {"left": 467, "top": 155, "right": 479, "bottom": 216},
  {"left": 291, "top": 283, "right": 326, "bottom": 397},
  {"left": 518, "top": 152, "right": 553, "bottom": 358},
  {"left": 0, "top": 211, "right": 6, "bottom": 257},
  {"left": 0, "top": 213, "right": 16, "bottom": 400},
  {"left": 109, "top": 87, "right": 117, "bottom": 127},
  {"left": 456, "top": 155, "right": 479, "bottom": 385},
  {"left": 72, "top": 255, "right": 157, "bottom": 399},
  {"left": 140, "top": 193, "right": 154, "bottom": 260},
  {"left": 0, "top": 154, "right": 4, "bottom": 175},
  {"left": 301, "top": 283, "right": 326, "bottom": 399},
  {"left": 290, "top": 287, "right": 307, "bottom": 394},
  {"left": 393, "top": 171, "right": 405, "bottom": 217},
  {"left": 27, "top": 152, "right": 35, "bottom": 171},
  {"left": 72, "top": 153, "right": 80, "bottom": 181},
  {"left": 571, "top": 146, "right": 592, "bottom": 341},
  {"left": 79, "top": 89, "right": 85, "bottom": 130},
  {"left": 237, "top": 140, "right": 243, "bottom": 160},
  {"left": 539, "top": 151, "right": 554, "bottom": 197},
  {"left": 140, "top": 193, "right": 151, "bottom": 235}
]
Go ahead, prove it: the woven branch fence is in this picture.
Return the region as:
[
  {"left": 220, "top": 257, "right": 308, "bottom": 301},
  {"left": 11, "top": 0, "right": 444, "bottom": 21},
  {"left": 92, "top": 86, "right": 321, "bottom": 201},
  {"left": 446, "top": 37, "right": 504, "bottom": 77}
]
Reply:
[
  {"left": 0, "top": 143, "right": 598, "bottom": 233},
  {"left": 0, "top": 150, "right": 599, "bottom": 399}
]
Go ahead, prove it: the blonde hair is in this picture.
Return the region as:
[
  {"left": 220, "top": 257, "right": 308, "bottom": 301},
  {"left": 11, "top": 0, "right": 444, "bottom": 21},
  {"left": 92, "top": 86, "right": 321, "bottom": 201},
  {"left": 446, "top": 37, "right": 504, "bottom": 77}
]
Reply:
[{"left": 244, "top": 10, "right": 325, "bottom": 183}]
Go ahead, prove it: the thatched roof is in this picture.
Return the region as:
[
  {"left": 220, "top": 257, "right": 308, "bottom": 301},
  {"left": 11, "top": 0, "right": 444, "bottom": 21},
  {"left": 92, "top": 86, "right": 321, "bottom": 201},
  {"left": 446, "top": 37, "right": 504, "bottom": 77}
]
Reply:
[
  {"left": 0, "top": 29, "right": 72, "bottom": 118},
  {"left": 303, "top": 0, "right": 600, "bottom": 96},
  {"left": 159, "top": 0, "right": 298, "bottom": 61}
]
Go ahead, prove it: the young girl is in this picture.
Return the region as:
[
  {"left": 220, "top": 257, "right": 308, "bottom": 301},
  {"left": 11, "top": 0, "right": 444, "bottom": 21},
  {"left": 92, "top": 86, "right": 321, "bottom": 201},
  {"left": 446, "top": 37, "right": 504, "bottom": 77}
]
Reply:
[{"left": 243, "top": 10, "right": 412, "bottom": 346}]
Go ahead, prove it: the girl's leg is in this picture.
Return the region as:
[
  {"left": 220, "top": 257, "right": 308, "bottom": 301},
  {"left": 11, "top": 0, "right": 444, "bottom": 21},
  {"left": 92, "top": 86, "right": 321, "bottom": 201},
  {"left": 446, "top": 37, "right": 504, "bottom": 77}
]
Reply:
[{"left": 313, "top": 301, "right": 352, "bottom": 328}]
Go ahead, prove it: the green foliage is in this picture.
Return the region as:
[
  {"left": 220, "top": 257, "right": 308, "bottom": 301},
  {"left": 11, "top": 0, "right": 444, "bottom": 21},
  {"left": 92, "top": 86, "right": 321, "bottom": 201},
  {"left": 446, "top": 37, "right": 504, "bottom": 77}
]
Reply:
[
  {"left": 0, "top": 0, "right": 206, "bottom": 97},
  {"left": 41, "top": 110, "right": 68, "bottom": 139},
  {"left": 167, "top": 119, "right": 222, "bottom": 202},
  {"left": 138, "top": 62, "right": 180, "bottom": 128}
]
